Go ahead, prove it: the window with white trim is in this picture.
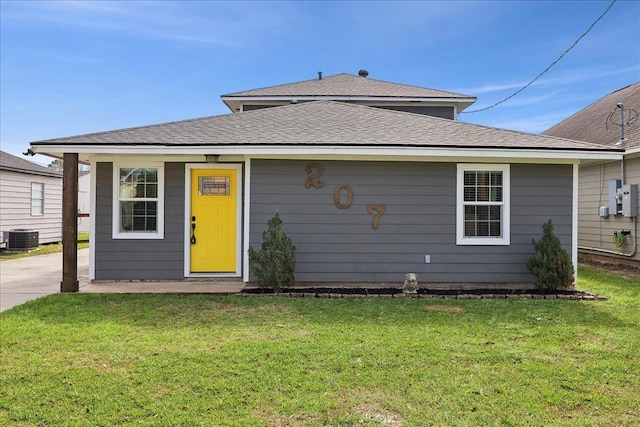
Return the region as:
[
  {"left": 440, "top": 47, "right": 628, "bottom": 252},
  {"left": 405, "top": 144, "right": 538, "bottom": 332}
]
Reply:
[
  {"left": 113, "top": 163, "right": 164, "bottom": 239},
  {"left": 456, "top": 164, "right": 510, "bottom": 245},
  {"left": 31, "top": 182, "right": 44, "bottom": 216}
]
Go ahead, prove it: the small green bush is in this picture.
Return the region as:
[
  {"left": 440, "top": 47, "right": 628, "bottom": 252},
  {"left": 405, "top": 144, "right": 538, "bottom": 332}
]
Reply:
[
  {"left": 526, "top": 219, "right": 574, "bottom": 292},
  {"left": 248, "top": 212, "right": 296, "bottom": 291},
  {"left": 613, "top": 231, "right": 627, "bottom": 248}
]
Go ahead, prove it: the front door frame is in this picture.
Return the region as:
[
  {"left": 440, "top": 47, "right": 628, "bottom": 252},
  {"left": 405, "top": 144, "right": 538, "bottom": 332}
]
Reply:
[{"left": 184, "top": 163, "right": 243, "bottom": 278}]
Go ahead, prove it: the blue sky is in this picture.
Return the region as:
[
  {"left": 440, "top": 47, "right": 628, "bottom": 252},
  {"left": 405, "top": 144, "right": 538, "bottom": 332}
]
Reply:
[{"left": 1, "top": 0, "right": 639, "bottom": 165}]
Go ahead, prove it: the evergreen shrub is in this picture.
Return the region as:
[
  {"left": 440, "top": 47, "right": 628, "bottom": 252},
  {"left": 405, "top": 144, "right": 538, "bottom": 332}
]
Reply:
[
  {"left": 526, "top": 219, "right": 574, "bottom": 292},
  {"left": 248, "top": 212, "right": 296, "bottom": 292}
]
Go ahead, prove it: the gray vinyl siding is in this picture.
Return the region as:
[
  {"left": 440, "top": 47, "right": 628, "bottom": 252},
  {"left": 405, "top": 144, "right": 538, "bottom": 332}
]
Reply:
[
  {"left": 372, "top": 105, "right": 455, "bottom": 119},
  {"left": 242, "top": 105, "right": 276, "bottom": 112},
  {"left": 250, "top": 160, "right": 573, "bottom": 284},
  {"left": 243, "top": 104, "right": 455, "bottom": 119},
  {"left": 0, "top": 170, "right": 62, "bottom": 244},
  {"left": 94, "top": 162, "right": 185, "bottom": 280},
  {"left": 578, "top": 157, "right": 640, "bottom": 261}
]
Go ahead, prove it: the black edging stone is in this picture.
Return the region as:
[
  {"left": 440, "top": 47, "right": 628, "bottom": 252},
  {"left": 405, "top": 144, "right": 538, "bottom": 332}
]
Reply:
[{"left": 240, "top": 287, "right": 606, "bottom": 300}]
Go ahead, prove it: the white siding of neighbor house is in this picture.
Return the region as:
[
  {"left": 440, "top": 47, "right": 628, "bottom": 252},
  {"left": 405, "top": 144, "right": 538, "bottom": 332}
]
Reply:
[
  {"left": 0, "top": 169, "right": 63, "bottom": 244},
  {"left": 78, "top": 172, "right": 91, "bottom": 233},
  {"left": 579, "top": 156, "right": 640, "bottom": 261}
]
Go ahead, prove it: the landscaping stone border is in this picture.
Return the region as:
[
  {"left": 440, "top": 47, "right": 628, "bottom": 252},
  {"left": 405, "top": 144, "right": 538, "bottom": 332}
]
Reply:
[{"left": 240, "top": 289, "right": 607, "bottom": 300}]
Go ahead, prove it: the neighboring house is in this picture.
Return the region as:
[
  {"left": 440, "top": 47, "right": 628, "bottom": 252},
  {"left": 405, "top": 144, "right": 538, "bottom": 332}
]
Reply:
[
  {"left": 29, "top": 72, "right": 622, "bottom": 287},
  {"left": 78, "top": 170, "right": 91, "bottom": 233},
  {"left": 0, "top": 150, "right": 63, "bottom": 246},
  {"left": 543, "top": 82, "right": 640, "bottom": 265}
]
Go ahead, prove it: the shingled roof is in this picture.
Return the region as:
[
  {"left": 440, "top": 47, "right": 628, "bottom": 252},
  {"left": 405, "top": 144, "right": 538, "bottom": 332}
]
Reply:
[
  {"left": 543, "top": 82, "right": 640, "bottom": 150},
  {"left": 0, "top": 150, "right": 62, "bottom": 177},
  {"left": 32, "top": 100, "right": 615, "bottom": 152},
  {"left": 223, "top": 73, "right": 472, "bottom": 98},
  {"left": 221, "top": 73, "right": 477, "bottom": 112}
]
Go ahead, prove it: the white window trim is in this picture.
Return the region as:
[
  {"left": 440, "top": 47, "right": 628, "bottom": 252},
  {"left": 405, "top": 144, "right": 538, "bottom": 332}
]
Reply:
[
  {"left": 31, "top": 182, "right": 45, "bottom": 216},
  {"left": 112, "top": 161, "right": 164, "bottom": 240},
  {"left": 456, "top": 163, "right": 510, "bottom": 246}
]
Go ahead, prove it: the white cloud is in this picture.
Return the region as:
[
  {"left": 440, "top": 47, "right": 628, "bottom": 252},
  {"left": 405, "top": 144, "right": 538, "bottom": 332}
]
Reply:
[
  {"left": 2, "top": 1, "right": 299, "bottom": 47},
  {"left": 467, "top": 90, "right": 563, "bottom": 112},
  {"left": 456, "top": 64, "right": 640, "bottom": 97},
  {"left": 485, "top": 116, "right": 566, "bottom": 134},
  {"left": 453, "top": 65, "right": 640, "bottom": 99}
]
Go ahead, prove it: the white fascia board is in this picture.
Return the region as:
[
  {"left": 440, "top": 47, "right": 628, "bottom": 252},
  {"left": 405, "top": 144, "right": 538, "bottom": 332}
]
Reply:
[
  {"left": 245, "top": 149, "right": 620, "bottom": 164},
  {"left": 624, "top": 146, "right": 640, "bottom": 157},
  {"left": 87, "top": 154, "right": 206, "bottom": 163},
  {"left": 33, "top": 144, "right": 623, "bottom": 163}
]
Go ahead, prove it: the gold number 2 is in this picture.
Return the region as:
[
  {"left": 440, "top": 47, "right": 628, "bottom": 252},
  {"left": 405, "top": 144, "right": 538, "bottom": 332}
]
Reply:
[{"left": 305, "top": 162, "right": 324, "bottom": 189}]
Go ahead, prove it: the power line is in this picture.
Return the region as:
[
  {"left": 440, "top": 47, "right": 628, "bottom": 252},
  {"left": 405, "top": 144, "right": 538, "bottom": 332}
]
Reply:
[{"left": 461, "top": 0, "right": 617, "bottom": 114}]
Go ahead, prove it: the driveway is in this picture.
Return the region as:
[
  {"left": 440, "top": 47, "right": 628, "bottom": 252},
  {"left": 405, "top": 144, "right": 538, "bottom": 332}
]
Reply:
[
  {"left": 0, "top": 249, "right": 89, "bottom": 312},
  {"left": 0, "top": 248, "right": 244, "bottom": 311}
]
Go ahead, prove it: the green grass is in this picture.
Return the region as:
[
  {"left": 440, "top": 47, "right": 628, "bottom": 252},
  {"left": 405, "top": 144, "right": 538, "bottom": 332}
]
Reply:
[
  {"left": 0, "top": 232, "right": 89, "bottom": 261},
  {"left": 1, "top": 267, "right": 638, "bottom": 426}
]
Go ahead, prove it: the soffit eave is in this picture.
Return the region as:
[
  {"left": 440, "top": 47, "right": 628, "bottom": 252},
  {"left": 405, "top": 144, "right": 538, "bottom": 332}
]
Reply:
[
  {"left": 221, "top": 96, "right": 477, "bottom": 112},
  {"left": 31, "top": 144, "right": 623, "bottom": 164}
]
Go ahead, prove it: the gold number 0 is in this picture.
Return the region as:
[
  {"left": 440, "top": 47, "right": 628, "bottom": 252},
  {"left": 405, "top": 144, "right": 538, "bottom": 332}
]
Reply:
[
  {"left": 333, "top": 184, "right": 353, "bottom": 210},
  {"left": 367, "top": 204, "right": 386, "bottom": 229},
  {"left": 305, "top": 162, "right": 324, "bottom": 189}
]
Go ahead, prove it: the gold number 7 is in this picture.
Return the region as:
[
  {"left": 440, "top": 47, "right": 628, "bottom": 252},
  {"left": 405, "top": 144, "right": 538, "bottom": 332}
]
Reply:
[{"left": 367, "top": 204, "right": 386, "bottom": 230}]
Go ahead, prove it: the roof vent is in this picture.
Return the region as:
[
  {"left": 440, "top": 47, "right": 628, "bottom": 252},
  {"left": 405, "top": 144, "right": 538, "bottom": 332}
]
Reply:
[
  {"left": 318, "top": 71, "right": 322, "bottom": 80},
  {"left": 615, "top": 103, "right": 626, "bottom": 145},
  {"left": 358, "top": 69, "right": 369, "bottom": 77}
]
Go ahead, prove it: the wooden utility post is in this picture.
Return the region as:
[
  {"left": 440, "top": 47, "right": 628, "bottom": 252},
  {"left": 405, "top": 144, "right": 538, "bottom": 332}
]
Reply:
[{"left": 61, "top": 153, "right": 79, "bottom": 292}]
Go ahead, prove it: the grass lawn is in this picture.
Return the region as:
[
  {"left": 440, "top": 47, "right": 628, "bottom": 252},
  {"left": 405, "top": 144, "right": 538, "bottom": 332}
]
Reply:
[
  {"left": 0, "top": 233, "right": 90, "bottom": 261},
  {"left": 1, "top": 267, "right": 638, "bottom": 426}
]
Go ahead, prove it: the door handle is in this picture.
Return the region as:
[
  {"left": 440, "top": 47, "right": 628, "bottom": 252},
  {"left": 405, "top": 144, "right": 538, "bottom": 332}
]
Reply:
[{"left": 190, "top": 216, "right": 196, "bottom": 244}]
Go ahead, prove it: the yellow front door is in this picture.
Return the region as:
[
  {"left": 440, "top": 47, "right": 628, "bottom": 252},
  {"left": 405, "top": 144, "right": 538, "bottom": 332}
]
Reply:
[{"left": 190, "top": 168, "right": 237, "bottom": 273}]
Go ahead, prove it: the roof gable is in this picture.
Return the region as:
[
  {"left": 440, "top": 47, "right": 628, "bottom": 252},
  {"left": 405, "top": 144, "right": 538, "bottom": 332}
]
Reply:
[
  {"left": 0, "top": 150, "right": 62, "bottom": 177},
  {"left": 221, "top": 73, "right": 477, "bottom": 113},
  {"left": 543, "top": 82, "right": 640, "bottom": 150},
  {"left": 32, "top": 101, "right": 614, "bottom": 152},
  {"left": 223, "top": 73, "right": 473, "bottom": 99}
]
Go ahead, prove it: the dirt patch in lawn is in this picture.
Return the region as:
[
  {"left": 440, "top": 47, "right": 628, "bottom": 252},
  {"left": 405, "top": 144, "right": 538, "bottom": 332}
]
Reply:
[
  {"left": 354, "top": 404, "right": 404, "bottom": 426},
  {"left": 211, "top": 301, "right": 299, "bottom": 317},
  {"left": 579, "top": 255, "right": 640, "bottom": 279},
  {"left": 255, "top": 407, "right": 321, "bottom": 427},
  {"left": 423, "top": 305, "right": 463, "bottom": 313}
]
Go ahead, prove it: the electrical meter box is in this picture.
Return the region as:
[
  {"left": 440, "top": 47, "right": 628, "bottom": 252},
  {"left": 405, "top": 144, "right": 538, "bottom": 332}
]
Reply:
[
  {"left": 622, "top": 184, "right": 638, "bottom": 217},
  {"left": 609, "top": 180, "right": 622, "bottom": 214}
]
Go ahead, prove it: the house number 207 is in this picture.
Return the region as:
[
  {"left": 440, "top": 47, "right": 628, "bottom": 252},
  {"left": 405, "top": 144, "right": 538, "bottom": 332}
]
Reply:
[{"left": 304, "top": 162, "right": 386, "bottom": 230}]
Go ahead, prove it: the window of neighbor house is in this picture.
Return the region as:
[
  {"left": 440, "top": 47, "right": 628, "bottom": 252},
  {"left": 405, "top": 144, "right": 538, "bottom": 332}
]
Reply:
[
  {"left": 31, "top": 182, "right": 44, "bottom": 215},
  {"left": 112, "top": 163, "right": 164, "bottom": 239},
  {"left": 457, "top": 164, "right": 510, "bottom": 245}
]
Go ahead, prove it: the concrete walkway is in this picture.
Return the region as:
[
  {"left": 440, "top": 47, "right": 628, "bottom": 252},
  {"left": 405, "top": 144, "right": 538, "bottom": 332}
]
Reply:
[{"left": 1, "top": 249, "right": 245, "bottom": 312}]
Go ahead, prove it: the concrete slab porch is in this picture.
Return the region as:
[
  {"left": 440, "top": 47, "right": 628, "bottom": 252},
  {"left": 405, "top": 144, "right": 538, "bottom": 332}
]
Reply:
[
  {"left": 0, "top": 248, "right": 246, "bottom": 312},
  {"left": 81, "top": 281, "right": 245, "bottom": 294}
]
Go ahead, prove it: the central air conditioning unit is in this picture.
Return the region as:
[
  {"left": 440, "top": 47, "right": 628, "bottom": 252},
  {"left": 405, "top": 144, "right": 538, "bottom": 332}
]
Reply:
[{"left": 5, "top": 229, "right": 39, "bottom": 251}]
